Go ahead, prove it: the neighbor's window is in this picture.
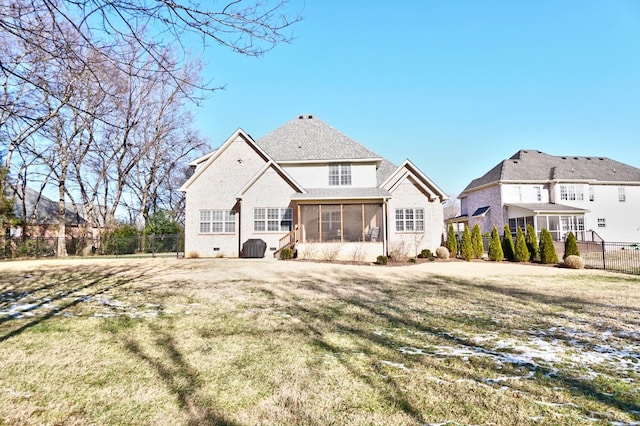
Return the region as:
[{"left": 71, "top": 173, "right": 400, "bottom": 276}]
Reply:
[
  {"left": 534, "top": 186, "right": 542, "bottom": 202},
  {"left": 619, "top": 187, "right": 626, "bottom": 202},
  {"left": 597, "top": 218, "right": 606, "bottom": 228},
  {"left": 254, "top": 208, "right": 292, "bottom": 232},
  {"left": 560, "top": 184, "right": 584, "bottom": 201},
  {"left": 200, "top": 210, "right": 236, "bottom": 233},
  {"left": 395, "top": 208, "right": 424, "bottom": 232},
  {"left": 589, "top": 186, "right": 595, "bottom": 202},
  {"left": 329, "top": 164, "right": 351, "bottom": 186}
]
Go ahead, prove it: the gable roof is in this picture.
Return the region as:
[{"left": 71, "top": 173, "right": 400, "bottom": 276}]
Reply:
[
  {"left": 256, "top": 114, "right": 383, "bottom": 163},
  {"left": 180, "top": 129, "right": 272, "bottom": 192},
  {"left": 462, "top": 149, "right": 640, "bottom": 194},
  {"left": 235, "top": 161, "right": 305, "bottom": 198},
  {"left": 382, "top": 159, "right": 448, "bottom": 202},
  {"left": 8, "top": 186, "right": 86, "bottom": 226}
]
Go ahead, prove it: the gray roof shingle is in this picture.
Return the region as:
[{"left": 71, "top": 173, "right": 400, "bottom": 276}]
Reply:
[
  {"left": 256, "top": 114, "right": 383, "bottom": 162},
  {"left": 292, "top": 187, "right": 392, "bottom": 200},
  {"left": 505, "top": 202, "right": 589, "bottom": 213},
  {"left": 463, "top": 149, "right": 640, "bottom": 193}
]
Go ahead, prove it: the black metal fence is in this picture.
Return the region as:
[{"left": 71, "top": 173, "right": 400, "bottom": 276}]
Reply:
[
  {"left": 577, "top": 241, "right": 640, "bottom": 275},
  {"left": 0, "top": 234, "right": 184, "bottom": 260},
  {"left": 456, "top": 235, "right": 640, "bottom": 275}
]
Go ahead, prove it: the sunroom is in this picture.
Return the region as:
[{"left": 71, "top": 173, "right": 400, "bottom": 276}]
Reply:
[
  {"left": 289, "top": 189, "right": 390, "bottom": 261},
  {"left": 505, "top": 203, "right": 589, "bottom": 241}
]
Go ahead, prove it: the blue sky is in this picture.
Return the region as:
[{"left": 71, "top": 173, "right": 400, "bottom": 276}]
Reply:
[{"left": 192, "top": 0, "right": 640, "bottom": 196}]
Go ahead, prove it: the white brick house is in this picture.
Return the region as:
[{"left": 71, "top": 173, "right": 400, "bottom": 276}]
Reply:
[
  {"left": 180, "top": 114, "right": 447, "bottom": 260},
  {"left": 451, "top": 149, "right": 640, "bottom": 242}
]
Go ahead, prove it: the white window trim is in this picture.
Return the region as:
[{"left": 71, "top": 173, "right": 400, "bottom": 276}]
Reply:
[
  {"left": 395, "top": 208, "right": 425, "bottom": 233},
  {"left": 619, "top": 187, "right": 626, "bottom": 202},
  {"left": 560, "top": 184, "right": 584, "bottom": 201},
  {"left": 199, "top": 210, "right": 236, "bottom": 234},
  {"left": 253, "top": 207, "right": 292, "bottom": 232},
  {"left": 329, "top": 164, "right": 352, "bottom": 186}
]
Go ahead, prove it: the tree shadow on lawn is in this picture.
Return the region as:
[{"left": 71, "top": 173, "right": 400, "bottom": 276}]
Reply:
[
  {"left": 119, "top": 323, "right": 240, "bottom": 426},
  {"left": 0, "top": 264, "right": 158, "bottom": 343},
  {"left": 275, "top": 273, "right": 640, "bottom": 422}
]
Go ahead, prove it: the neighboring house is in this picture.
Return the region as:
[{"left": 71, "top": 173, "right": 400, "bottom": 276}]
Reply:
[
  {"left": 7, "top": 186, "right": 87, "bottom": 238},
  {"left": 451, "top": 149, "right": 640, "bottom": 242},
  {"left": 180, "top": 114, "right": 448, "bottom": 261}
]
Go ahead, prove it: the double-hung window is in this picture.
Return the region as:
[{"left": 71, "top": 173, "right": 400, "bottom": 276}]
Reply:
[
  {"left": 254, "top": 208, "right": 292, "bottom": 232},
  {"left": 619, "top": 187, "right": 626, "bottom": 202},
  {"left": 560, "top": 184, "right": 584, "bottom": 201},
  {"left": 395, "top": 208, "right": 424, "bottom": 232},
  {"left": 199, "top": 210, "right": 236, "bottom": 233},
  {"left": 329, "top": 164, "right": 351, "bottom": 186}
]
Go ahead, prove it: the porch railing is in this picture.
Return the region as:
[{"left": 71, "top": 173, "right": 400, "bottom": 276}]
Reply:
[{"left": 278, "top": 226, "right": 298, "bottom": 250}]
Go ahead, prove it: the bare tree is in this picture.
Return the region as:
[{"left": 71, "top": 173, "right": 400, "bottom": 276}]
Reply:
[{"left": 443, "top": 194, "right": 461, "bottom": 220}]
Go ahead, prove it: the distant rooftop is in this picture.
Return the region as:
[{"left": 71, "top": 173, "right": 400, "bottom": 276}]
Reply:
[{"left": 462, "top": 149, "right": 640, "bottom": 194}]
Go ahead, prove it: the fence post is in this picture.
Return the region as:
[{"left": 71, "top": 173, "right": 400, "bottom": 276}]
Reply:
[
  {"left": 601, "top": 240, "right": 606, "bottom": 270},
  {"left": 151, "top": 234, "right": 155, "bottom": 258}
]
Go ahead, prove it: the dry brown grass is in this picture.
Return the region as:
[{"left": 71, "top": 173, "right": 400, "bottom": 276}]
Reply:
[{"left": 1, "top": 258, "right": 639, "bottom": 425}]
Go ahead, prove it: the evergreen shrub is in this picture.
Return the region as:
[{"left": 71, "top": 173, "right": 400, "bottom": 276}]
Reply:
[
  {"left": 488, "top": 226, "right": 503, "bottom": 261},
  {"left": 539, "top": 228, "right": 559, "bottom": 264},
  {"left": 514, "top": 227, "right": 529, "bottom": 262},
  {"left": 563, "top": 231, "right": 580, "bottom": 259}
]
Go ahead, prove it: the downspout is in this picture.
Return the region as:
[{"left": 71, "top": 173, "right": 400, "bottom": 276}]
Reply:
[
  {"left": 383, "top": 198, "right": 389, "bottom": 256},
  {"left": 236, "top": 198, "right": 242, "bottom": 257}
]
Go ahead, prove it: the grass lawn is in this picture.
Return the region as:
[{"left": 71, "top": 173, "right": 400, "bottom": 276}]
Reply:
[{"left": 1, "top": 258, "right": 639, "bottom": 425}]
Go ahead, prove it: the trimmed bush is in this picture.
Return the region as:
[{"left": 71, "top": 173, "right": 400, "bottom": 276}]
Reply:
[
  {"left": 514, "top": 226, "right": 529, "bottom": 262},
  {"left": 526, "top": 224, "right": 538, "bottom": 261},
  {"left": 460, "top": 225, "right": 473, "bottom": 261},
  {"left": 488, "top": 226, "right": 503, "bottom": 261},
  {"left": 279, "top": 247, "right": 294, "bottom": 260},
  {"left": 539, "top": 228, "right": 559, "bottom": 264},
  {"left": 408, "top": 257, "right": 417, "bottom": 263},
  {"left": 502, "top": 225, "right": 515, "bottom": 261},
  {"left": 563, "top": 231, "right": 580, "bottom": 259},
  {"left": 435, "top": 246, "right": 449, "bottom": 259},
  {"left": 418, "top": 249, "right": 433, "bottom": 259},
  {"left": 471, "top": 224, "right": 484, "bottom": 259},
  {"left": 376, "top": 255, "right": 388, "bottom": 265},
  {"left": 563, "top": 255, "right": 585, "bottom": 269},
  {"left": 446, "top": 224, "right": 458, "bottom": 256}
]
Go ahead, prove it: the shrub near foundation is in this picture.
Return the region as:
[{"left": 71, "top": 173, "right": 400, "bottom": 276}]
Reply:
[
  {"left": 435, "top": 246, "right": 449, "bottom": 259},
  {"left": 564, "top": 255, "right": 585, "bottom": 269},
  {"left": 563, "top": 231, "right": 580, "bottom": 259}
]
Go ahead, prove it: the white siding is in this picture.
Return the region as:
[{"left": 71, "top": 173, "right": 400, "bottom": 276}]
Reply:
[
  {"left": 387, "top": 177, "right": 444, "bottom": 255},
  {"left": 240, "top": 168, "right": 297, "bottom": 255},
  {"left": 281, "top": 162, "right": 377, "bottom": 188},
  {"left": 583, "top": 184, "right": 640, "bottom": 242},
  {"left": 183, "top": 135, "right": 267, "bottom": 257}
]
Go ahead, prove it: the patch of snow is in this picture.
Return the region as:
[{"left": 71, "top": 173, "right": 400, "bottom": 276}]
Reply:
[{"left": 380, "top": 360, "right": 410, "bottom": 371}]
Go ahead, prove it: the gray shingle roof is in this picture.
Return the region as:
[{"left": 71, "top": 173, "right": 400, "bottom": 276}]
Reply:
[
  {"left": 256, "top": 114, "right": 383, "bottom": 162},
  {"left": 8, "top": 186, "right": 86, "bottom": 225},
  {"left": 505, "top": 202, "right": 589, "bottom": 213},
  {"left": 463, "top": 149, "right": 640, "bottom": 193},
  {"left": 291, "top": 187, "right": 391, "bottom": 200},
  {"left": 376, "top": 158, "right": 398, "bottom": 186}
]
